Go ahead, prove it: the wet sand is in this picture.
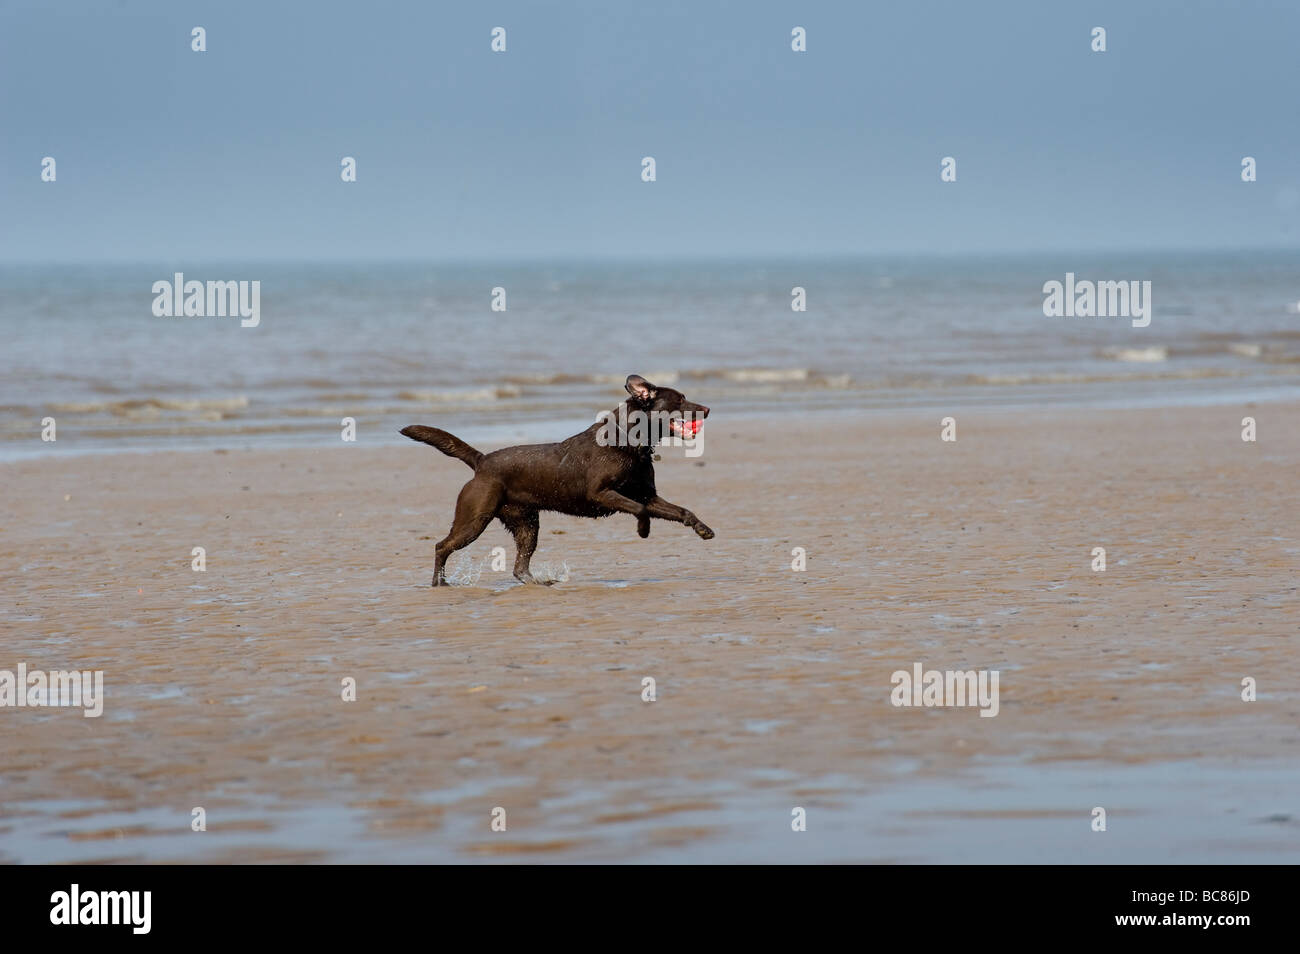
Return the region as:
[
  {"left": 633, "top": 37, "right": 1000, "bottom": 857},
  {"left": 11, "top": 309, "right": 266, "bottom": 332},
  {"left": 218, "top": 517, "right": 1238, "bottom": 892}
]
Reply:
[{"left": 2, "top": 401, "right": 1298, "bottom": 862}]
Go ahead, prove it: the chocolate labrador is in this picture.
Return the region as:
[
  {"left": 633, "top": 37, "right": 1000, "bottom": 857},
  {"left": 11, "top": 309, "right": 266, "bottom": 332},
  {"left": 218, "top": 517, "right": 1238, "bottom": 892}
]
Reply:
[{"left": 401, "top": 374, "right": 713, "bottom": 585}]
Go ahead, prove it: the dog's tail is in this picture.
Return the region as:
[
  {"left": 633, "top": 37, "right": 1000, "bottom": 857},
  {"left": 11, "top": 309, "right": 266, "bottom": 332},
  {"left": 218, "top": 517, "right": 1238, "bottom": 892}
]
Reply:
[{"left": 400, "top": 425, "right": 484, "bottom": 470}]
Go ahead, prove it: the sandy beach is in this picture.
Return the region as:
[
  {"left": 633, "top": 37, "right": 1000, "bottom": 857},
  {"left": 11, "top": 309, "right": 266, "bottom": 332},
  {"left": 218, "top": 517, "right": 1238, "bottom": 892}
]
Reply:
[{"left": 2, "top": 400, "right": 1297, "bottom": 863}]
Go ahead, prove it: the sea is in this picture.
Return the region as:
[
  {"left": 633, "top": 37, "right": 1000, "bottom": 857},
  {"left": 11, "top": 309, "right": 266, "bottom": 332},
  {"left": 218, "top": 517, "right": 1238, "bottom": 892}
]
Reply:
[{"left": 2, "top": 251, "right": 1297, "bottom": 459}]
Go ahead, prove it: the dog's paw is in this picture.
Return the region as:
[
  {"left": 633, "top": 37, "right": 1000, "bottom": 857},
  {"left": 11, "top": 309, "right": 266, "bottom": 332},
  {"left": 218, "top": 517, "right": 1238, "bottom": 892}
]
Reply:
[
  {"left": 515, "top": 572, "right": 557, "bottom": 586},
  {"left": 694, "top": 523, "right": 715, "bottom": 540},
  {"left": 637, "top": 517, "right": 651, "bottom": 539}
]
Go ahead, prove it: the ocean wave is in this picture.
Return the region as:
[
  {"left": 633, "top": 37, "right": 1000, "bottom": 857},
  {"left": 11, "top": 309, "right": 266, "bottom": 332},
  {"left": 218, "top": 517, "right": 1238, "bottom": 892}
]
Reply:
[
  {"left": 682, "top": 367, "right": 810, "bottom": 383},
  {"left": 501, "top": 367, "right": 824, "bottom": 387},
  {"left": 310, "top": 392, "right": 374, "bottom": 402},
  {"left": 46, "top": 396, "right": 250, "bottom": 418},
  {"left": 1190, "top": 328, "right": 1300, "bottom": 342},
  {"left": 1098, "top": 346, "right": 1168, "bottom": 363},
  {"left": 398, "top": 386, "right": 521, "bottom": 403},
  {"left": 501, "top": 371, "right": 681, "bottom": 387},
  {"left": 494, "top": 367, "right": 852, "bottom": 389},
  {"left": 500, "top": 372, "right": 589, "bottom": 386},
  {"left": 685, "top": 367, "right": 857, "bottom": 387},
  {"left": 966, "top": 368, "right": 1244, "bottom": 386}
]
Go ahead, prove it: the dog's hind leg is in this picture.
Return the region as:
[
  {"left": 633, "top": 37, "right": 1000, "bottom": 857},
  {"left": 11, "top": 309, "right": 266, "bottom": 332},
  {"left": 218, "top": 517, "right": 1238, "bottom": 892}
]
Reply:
[
  {"left": 432, "top": 478, "right": 503, "bottom": 586},
  {"left": 499, "top": 505, "right": 543, "bottom": 584}
]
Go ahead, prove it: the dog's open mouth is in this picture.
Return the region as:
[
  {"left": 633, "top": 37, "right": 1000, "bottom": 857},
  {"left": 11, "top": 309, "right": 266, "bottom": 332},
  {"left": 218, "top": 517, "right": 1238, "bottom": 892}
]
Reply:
[{"left": 669, "top": 418, "right": 704, "bottom": 438}]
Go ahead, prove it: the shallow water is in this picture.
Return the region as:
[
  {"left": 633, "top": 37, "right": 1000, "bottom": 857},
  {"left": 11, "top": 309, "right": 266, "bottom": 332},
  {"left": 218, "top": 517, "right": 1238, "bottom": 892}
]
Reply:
[
  {"left": 3, "top": 253, "right": 1297, "bottom": 458},
  {"left": 4, "top": 759, "right": 1296, "bottom": 863}
]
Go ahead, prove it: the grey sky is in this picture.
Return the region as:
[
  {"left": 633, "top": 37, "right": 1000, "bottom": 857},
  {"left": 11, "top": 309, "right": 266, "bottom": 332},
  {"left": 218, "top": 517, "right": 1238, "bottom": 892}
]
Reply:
[{"left": 2, "top": 0, "right": 1297, "bottom": 262}]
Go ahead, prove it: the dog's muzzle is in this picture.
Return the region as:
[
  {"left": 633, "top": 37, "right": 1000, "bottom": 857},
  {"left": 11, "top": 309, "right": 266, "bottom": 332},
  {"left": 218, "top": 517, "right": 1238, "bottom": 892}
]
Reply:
[{"left": 669, "top": 417, "right": 704, "bottom": 438}]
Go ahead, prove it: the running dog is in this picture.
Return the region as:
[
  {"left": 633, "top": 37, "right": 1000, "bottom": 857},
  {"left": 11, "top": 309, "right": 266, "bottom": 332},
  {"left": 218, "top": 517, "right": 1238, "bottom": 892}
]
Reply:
[{"left": 401, "top": 374, "right": 713, "bottom": 585}]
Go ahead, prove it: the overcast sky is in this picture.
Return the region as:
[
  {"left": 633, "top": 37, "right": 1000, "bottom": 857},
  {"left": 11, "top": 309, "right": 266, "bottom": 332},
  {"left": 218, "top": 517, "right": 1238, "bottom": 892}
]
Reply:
[{"left": 2, "top": 0, "right": 1297, "bottom": 262}]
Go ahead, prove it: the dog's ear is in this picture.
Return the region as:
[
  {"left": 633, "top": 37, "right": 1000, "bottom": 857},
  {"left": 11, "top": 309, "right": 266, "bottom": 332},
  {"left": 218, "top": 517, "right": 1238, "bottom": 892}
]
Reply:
[{"left": 625, "top": 374, "right": 657, "bottom": 402}]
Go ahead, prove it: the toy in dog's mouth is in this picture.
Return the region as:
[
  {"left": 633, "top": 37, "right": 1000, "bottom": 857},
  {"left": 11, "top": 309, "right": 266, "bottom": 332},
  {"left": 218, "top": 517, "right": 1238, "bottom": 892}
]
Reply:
[{"left": 668, "top": 417, "right": 704, "bottom": 438}]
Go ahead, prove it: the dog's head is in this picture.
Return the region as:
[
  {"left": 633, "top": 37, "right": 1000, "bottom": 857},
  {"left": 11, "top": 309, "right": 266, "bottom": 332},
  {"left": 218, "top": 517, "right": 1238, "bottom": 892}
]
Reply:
[{"left": 625, "top": 374, "right": 710, "bottom": 441}]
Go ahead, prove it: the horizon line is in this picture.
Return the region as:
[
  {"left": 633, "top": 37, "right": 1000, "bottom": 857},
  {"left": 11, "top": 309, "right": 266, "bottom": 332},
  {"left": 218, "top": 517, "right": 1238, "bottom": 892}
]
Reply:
[{"left": 2, "top": 243, "right": 1298, "bottom": 269}]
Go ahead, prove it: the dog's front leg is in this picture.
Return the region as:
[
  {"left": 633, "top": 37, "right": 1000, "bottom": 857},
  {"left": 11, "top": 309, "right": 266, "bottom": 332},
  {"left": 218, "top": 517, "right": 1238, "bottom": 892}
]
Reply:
[
  {"left": 643, "top": 495, "right": 715, "bottom": 540},
  {"left": 591, "top": 490, "right": 714, "bottom": 540},
  {"left": 591, "top": 489, "right": 649, "bottom": 519}
]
